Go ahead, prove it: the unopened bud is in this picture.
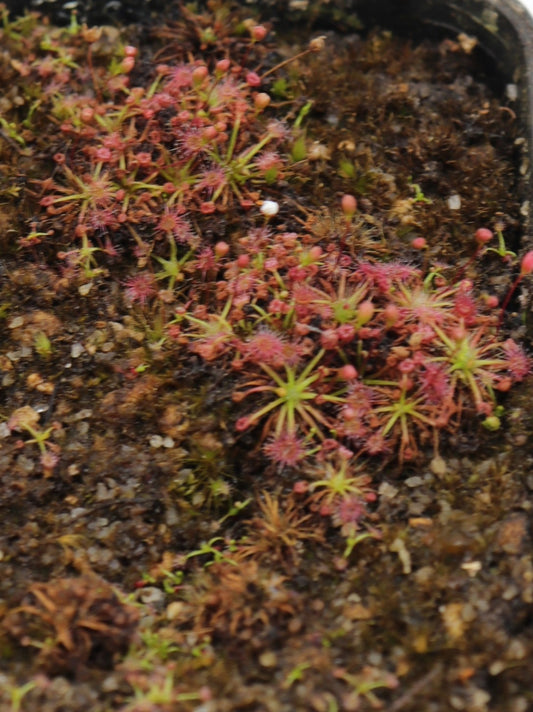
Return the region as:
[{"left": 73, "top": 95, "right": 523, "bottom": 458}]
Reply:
[
  {"left": 520, "top": 250, "right": 533, "bottom": 275},
  {"left": 411, "top": 237, "right": 427, "bottom": 249},
  {"left": 121, "top": 56, "right": 135, "bottom": 73},
  {"left": 246, "top": 71, "right": 261, "bottom": 87},
  {"left": 192, "top": 65, "right": 208, "bottom": 85},
  {"left": 475, "top": 227, "right": 493, "bottom": 244},
  {"left": 341, "top": 193, "right": 357, "bottom": 219},
  {"left": 214, "top": 241, "right": 230, "bottom": 258},
  {"left": 254, "top": 92, "right": 271, "bottom": 110},
  {"left": 216, "top": 58, "right": 231, "bottom": 74},
  {"left": 251, "top": 25, "right": 267, "bottom": 41},
  {"left": 357, "top": 300, "right": 374, "bottom": 325},
  {"left": 339, "top": 364, "right": 358, "bottom": 380}
]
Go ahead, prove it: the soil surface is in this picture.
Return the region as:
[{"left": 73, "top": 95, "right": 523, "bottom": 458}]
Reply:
[{"left": 0, "top": 3, "right": 533, "bottom": 712}]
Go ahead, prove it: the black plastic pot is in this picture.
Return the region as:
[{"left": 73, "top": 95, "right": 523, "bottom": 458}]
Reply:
[{"left": 263, "top": 0, "right": 533, "bottom": 243}]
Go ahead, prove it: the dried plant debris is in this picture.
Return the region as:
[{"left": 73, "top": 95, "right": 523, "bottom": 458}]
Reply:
[{"left": 2, "top": 576, "right": 139, "bottom": 675}]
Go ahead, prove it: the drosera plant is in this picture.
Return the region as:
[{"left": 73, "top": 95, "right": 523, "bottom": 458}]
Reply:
[
  {"left": 0, "top": 1, "right": 326, "bottom": 295},
  {"left": 26, "top": 25, "right": 314, "bottom": 261},
  {"left": 167, "top": 203, "right": 530, "bottom": 468},
  {"left": 232, "top": 348, "right": 345, "bottom": 441},
  {"left": 6, "top": 405, "right": 61, "bottom": 477}
]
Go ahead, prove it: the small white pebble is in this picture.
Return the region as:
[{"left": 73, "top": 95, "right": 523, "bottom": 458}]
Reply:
[
  {"left": 506, "top": 83, "right": 518, "bottom": 101},
  {"left": 430, "top": 454, "right": 447, "bottom": 477},
  {"left": 405, "top": 475, "right": 424, "bottom": 488},
  {"left": 260, "top": 200, "right": 279, "bottom": 217},
  {"left": 71, "top": 342, "right": 84, "bottom": 358},
  {"left": 78, "top": 281, "right": 93, "bottom": 296},
  {"left": 378, "top": 481, "right": 399, "bottom": 499},
  {"left": 447, "top": 194, "right": 461, "bottom": 210},
  {"left": 8, "top": 316, "right": 24, "bottom": 329},
  {"left": 72, "top": 408, "right": 92, "bottom": 421},
  {"left": 149, "top": 434, "right": 164, "bottom": 448}
]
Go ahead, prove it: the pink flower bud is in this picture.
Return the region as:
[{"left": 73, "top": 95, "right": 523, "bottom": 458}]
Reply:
[
  {"left": 339, "top": 364, "right": 358, "bottom": 380},
  {"left": 293, "top": 480, "right": 309, "bottom": 494},
  {"left": 246, "top": 71, "right": 261, "bottom": 87},
  {"left": 411, "top": 237, "right": 427, "bottom": 249},
  {"left": 80, "top": 107, "right": 94, "bottom": 123},
  {"left": 475, "top": 227, "right": 493, "bottom": 244},
  {"left": 203, "top": 125, "right": 218, "bottom": 140},
  {"left": 294, "top": 323, "right": 310, "bottom": 336},
  {"left": 341, "top": 194, "right": 357, "bottom": 218},
  {"left": 121, "top": 56, "right": 135, "bottom": 73},
  {"left": 251, "top": 25, "right": 267, "bottom": 41},
  {"left": 192, "top": 65, "right": 208, "bottom": 84},
  {"left": 521, "top": 250, "right": 533, "bottom": 275},
  {"left": 383, "top": 303, "right": 400, "bottom": 327},
  {"left": 357, "top": 300, "right": 374, "bottom": 325},
  {"left": 254, "top": 92, "right": 271, "bottom": 110},
  {"left": 214, "top": 241, "right": 230, "bottom": 258},
  {"left": 216, "top": 58, "right": 231, "bottom": 74}
]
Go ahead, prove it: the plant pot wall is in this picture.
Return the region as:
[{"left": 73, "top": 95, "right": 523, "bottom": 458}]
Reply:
[{"left": 257, "top": 0, "right": 533, "bottom": 240}]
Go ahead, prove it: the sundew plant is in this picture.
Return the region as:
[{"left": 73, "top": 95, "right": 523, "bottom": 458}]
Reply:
[{"left": 1, "top": 2, "right": 530, "bottom": 543}]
